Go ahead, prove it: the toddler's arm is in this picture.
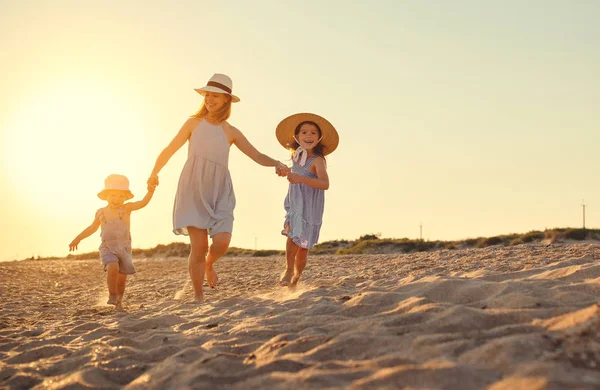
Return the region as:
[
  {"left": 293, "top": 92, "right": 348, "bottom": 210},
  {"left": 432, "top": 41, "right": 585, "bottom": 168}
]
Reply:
[
  {"left": 69, "top": 211, "right": 101, "bottom": 251},
  {"left": 125, "top": 185, "right": 156, "bottom": 212}
]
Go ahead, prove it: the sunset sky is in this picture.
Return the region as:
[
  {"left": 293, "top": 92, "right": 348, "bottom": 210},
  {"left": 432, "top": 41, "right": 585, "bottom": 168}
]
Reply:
[{"left": 1, "top": 0, "right": 599, "bottom": 261}]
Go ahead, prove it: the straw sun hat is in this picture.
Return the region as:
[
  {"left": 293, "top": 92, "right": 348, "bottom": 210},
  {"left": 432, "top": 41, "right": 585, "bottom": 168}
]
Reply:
[
  {"left": 276, "top": 113, "right": 339, "bottom": 156},
  {"left": 97, "top": 174, "right": 134, "bottom": 200},
  {"left": 194, "top": 73, "right": 240, "bottom": 103}
]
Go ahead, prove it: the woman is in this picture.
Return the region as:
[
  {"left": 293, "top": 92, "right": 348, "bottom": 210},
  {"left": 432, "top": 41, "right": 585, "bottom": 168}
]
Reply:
[{"left": 147, "top": 73, "right": 288, "bottom": 302}]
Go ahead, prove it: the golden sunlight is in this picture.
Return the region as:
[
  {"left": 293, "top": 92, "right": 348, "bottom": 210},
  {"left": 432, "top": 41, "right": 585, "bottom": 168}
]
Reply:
[{"left": 2, "top": 81, "right": 151, "bottom": 216}]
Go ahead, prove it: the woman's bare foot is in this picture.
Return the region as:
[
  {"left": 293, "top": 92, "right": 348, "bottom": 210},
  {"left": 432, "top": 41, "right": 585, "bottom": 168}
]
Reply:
[
  {"left": 107, "top": 295, "right": 118, "bottom": 305},
  {"left": 279, "top": 269, "right": 293, "bottom": 286},
  {"left": 194, "top": 294, "right": 205, "bottom": 303},
  {"left": 290, "top": 273, "right": 301, "bottom": 287},
  {"left": 206, "top": 265, "right": 219, "bottom": 288}
]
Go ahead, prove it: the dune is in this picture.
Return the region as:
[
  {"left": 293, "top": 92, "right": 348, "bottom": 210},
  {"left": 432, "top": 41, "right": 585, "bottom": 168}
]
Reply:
[{"left": 1, "top": 242, "right": 599, "bottom": 389}]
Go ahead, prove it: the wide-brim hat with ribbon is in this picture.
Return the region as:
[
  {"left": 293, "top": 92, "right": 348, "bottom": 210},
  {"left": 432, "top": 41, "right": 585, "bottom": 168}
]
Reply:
[
  {"left": 194, "top": 73, "right": 240, "bottom": 103},
  {"left": 97, "top": 174, "right": 134, "bottom": 200},
  {"left": 276, "top": 113, "right": 339, "bottom": 156}
]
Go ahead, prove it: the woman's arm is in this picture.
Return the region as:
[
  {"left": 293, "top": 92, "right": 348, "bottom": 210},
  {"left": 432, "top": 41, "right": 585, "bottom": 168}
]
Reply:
[
  {"left": 229, "top": 124, "right": 288, "bottom": 172},
  {"left": 69, "top": 212, "right": 101, "bottom": 251},
  {"left": 148, "top": 118, "right": 198, "bottom": 185},
  {"left": 287, "top": 156, "right": 329, "bottom": 190}
]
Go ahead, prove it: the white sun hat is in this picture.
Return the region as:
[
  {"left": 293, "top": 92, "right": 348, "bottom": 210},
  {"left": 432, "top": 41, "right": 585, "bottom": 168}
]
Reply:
[
  {"left": 194, "top": 73, "right": 240, "bottom": 103},
  {"left": 97, "top": 174, "right": 134, "bottom": 200}
]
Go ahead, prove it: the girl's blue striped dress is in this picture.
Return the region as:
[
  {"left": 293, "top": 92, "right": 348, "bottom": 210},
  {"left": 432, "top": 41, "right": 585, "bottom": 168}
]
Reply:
[{"left": 283, "top": 154, "right": 325, "bottom": 249}]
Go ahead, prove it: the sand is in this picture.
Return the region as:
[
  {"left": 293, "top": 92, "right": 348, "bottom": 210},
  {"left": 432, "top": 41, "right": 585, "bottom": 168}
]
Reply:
[{"left": 1, "top": 242, "right": 600, "bottom": 389}]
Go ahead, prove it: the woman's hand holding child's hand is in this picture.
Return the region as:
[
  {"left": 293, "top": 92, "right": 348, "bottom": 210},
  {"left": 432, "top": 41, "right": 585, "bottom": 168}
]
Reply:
[
  {"left": 147, "top": 175, "right": 159, "bottom": 188},
  {"left": 275, "top": 162, "right": 290, "bottom": 177}
]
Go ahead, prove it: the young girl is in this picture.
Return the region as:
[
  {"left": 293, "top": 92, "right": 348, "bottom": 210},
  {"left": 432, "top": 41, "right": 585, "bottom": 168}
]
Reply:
[
  {"left": 146, "top": 73, "right": 288, "bottom": 302},
  {"left": 69, "top": 174, "right": 155, "bottom": 308},
  {"left": 276, "top": 113, "right": 339, "bottom": 287}
]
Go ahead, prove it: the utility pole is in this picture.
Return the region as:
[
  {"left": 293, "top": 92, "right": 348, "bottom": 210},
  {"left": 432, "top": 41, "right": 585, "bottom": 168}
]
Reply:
[
  {"left": 419, "top": 222, "right": 423, "bottom": 241},
  {"left": 581, "top": 200, "right": 586, "bottom": 229}
]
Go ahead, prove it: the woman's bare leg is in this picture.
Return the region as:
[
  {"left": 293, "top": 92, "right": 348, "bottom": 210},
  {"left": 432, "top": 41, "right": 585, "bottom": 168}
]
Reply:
[
  {"left": 280, "top": 237, "right": 298, "bottom": 286},
  {"left": 187, "top": 227, "right": 209, "bottom": 301},
  {"left": 291, "top": 247, "right": 308, "bottom": 286},
  {"left": 206, "top": 232, "right": 231, "bottom": 288}
]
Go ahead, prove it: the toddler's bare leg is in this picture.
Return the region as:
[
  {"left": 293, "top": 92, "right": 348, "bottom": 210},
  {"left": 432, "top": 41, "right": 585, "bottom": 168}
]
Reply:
[
  {"left": 206, "top": 232, "right": 231, "bottom": 288},
  {"left": 280, "top": 238, "right": 297, "bottom": 286},
  {"left": 116, "top": 274, "right": 127, "bottom": 306},
  {"left": 188, "top": 227, "right": 209, "bottom": 302},
  {"left": 290, "top": 247, "right": 308, "bottom": 287},
  {"left": 106, "top": 263, "right": 119, "bottom": 304}
]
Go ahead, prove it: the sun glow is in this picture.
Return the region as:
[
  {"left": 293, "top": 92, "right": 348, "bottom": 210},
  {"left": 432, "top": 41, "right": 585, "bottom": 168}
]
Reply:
[{"left": 2, "top": 80, "right": 152, "bottom": 217}]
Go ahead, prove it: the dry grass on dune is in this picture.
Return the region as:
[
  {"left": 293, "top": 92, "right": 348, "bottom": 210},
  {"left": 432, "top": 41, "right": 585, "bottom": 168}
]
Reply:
[{"left": 23, "top": 227, "right": 598, "bottom": 263}]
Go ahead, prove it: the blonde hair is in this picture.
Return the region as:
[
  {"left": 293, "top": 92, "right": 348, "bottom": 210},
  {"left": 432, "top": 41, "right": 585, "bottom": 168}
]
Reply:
[{"left": 190, "top": 95, "right": 232, "bottom": 123}]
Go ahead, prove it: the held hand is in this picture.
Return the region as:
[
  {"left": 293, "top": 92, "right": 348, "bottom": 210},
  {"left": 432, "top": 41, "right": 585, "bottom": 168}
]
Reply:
[
  {"left": 287, "top": 173, "right": 304, "bottom": 184},
  {"left": 147, "top": 183, "right": 157, "bottom": 192},
  {"left": 69, "top": 239, "right": 80, "bottom": 251},
  {"left": 147, "top": 175, "right": 159, "bottom": 187},
  {"left": 275, "top": 162, "right": 290, "bottom": 177}
]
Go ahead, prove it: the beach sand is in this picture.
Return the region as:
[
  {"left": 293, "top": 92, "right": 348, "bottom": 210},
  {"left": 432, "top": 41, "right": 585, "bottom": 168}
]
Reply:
[{"left": 1, "top": 242, "right": 600, "bottom": 389}]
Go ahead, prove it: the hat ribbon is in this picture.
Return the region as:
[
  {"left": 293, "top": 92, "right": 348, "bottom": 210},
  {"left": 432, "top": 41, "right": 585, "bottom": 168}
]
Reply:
[{"left": 207, "top": 81, "right": 232, "bottom": 94}]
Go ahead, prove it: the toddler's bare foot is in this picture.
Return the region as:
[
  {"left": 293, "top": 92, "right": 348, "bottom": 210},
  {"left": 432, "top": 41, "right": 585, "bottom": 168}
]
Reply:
[
  {"left": 206, "top": 265, "right": 219, "bottom": 288},
  {"left": 279, "top": 269, "right": 293, "bottom": 286},
  {"left": 107, "top": 295, "right": 118, "bottom": 305}
]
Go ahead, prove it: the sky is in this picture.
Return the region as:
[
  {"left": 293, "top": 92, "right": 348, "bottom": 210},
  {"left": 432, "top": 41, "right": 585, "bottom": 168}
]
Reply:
[{"left": 1, "top": 0, "right": 599, "bottom": 261}]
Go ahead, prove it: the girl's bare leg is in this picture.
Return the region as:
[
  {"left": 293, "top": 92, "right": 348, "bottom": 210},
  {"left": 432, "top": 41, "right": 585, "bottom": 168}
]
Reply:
[
  {"left": 291, "top": 247, "right": 308, "bottom": 286},
  {"left": 188, "top": 227, "right": 209, "bottom": 301},
  {"left": 116, "top": 274, "right": 127, "bottom": 307},
  {"left": 206, "top": 232, "right": 231, "bottom": 288},
  {"left": 106, "top": 262, "right": 119, "bottom": 305},
  {"left": 280, "top": 238, "right": 298, "bottom": 286}
]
